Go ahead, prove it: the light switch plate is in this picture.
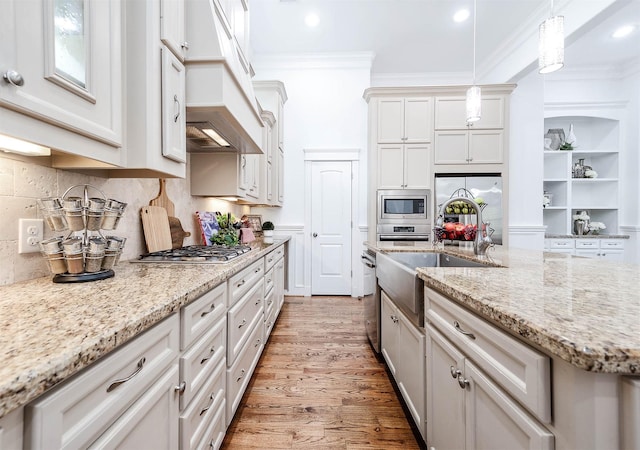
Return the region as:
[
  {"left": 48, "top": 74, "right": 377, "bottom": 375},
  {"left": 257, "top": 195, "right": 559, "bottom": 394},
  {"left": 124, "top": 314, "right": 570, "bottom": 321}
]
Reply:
[{"left": 18, "top": 218, "right": 44, "bottom": 254}]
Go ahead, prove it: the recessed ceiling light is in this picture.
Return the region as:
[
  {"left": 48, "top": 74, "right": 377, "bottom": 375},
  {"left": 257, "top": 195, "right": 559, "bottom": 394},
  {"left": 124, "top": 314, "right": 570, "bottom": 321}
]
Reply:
[
  {"left": 453, "top": 8, "right": 470, "bottom": 23},
  {"left": 305, "top": 12, "right": 320, "bottom": 27},
  {"left": 612, "top": 24, "right": 635, "bottom": 39}
]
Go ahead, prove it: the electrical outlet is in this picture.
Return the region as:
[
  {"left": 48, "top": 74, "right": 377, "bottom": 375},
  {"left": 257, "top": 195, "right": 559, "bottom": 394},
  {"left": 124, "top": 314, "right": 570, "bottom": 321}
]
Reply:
[{"left": 18, "top": 218, "right": 44, "bottom": 254}]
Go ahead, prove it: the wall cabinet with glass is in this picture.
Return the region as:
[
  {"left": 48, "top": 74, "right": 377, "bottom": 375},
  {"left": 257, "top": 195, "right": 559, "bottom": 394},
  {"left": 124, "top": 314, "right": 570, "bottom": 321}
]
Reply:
[
  {"left": 543, "top": 116, "right": 620, "bottom": 236},
  {"left": 0, "top": 0, "right": 123, "bottom": 166}
]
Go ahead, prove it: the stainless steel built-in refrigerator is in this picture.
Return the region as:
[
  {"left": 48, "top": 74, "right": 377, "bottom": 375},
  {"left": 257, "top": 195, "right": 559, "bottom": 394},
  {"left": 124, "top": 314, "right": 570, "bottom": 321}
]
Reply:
[{"left": 435, "top": 174, "right": 503, "bottom": 245}]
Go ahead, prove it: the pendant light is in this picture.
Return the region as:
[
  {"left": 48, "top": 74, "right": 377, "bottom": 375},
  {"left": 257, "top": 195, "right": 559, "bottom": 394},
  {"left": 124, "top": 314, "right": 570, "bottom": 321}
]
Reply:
[
  {"left": 466, "top": 0, "right": 481, "bottom": 123},
  {"left": 538, "top": 0, "right": 564, "bottom": 74}
]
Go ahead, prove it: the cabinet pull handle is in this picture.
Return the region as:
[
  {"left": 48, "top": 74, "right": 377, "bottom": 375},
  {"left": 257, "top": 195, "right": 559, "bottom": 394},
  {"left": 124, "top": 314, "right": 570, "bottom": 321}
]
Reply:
[
  {"left": 255, "top": 267, "right": 262, "bottom": 273},
  {"left": 255, "top": 338, "right": 262, "bottom": 348},
  {"left": 238, "top": 318, "right": 247, "bottom": 328},
  {"left": 255, "top": 297, "right": 262, "bottom": 306},
  {"left": 181, "top": 41, "right": 190, "bottom": 50},
  {"left": 236, "top": 369, "right": 245, "bottom": 383},
  {"left": 390, "top": 314, "right": 399, "bottom": 323},
  {"left": 458, "top": 376, "right": 470, "bottom": 389},
  {"left": 174, "top": 381, "right": 186, "bottom": 394},
  {"left": 173, "top": 95, "right": 180, "bottom": 122},
  {"left": 200, "top": 393, "right": 216, "bottom": 416},
  {"left": 450, "top": 365, "right": 462, "bottom": 379},
  {"left": 237, "top": 279, "right": 246, "bottom": 288},
  {"left": 453, "top": 321, "right": 476, "bottom": 339},
  {"left": 200, "top": 303, "right": 216, "bottom": 317},
  {"left": 107, "top": 357, "right": 146, "bottom": 392},
  {"left": 201, "top": 346, "right": 216, "bottom": 364}
]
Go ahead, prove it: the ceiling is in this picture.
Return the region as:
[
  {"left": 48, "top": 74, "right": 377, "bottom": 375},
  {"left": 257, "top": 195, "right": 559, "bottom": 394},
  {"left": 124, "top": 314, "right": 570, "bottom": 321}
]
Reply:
[{"left": 249, "top": 0, "right": 640, "bottom": 82}]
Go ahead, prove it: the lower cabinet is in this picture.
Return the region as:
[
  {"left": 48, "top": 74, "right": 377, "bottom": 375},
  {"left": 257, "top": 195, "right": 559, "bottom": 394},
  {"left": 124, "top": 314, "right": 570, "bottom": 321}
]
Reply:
[
  {"left": 425, "top": 287, "right": 553, "bottom": 450},
  {"left": 545, "top": 238, "right": 625, "bottom": 260},
  {"left": 380, "top": 291, "right": 425, "bottom": 439},
  {"left": 0, "top": 406, "right": 23, "bottom": 450}
]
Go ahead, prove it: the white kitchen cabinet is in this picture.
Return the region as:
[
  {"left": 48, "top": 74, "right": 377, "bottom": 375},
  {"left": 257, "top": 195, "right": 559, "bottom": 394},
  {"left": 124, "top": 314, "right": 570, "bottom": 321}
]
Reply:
[
  {"left": 545, "top": 238, "right": 625, "bottom": 260},
  {"left": 434, "top": 96, "right": 505, "bottom": 130},
  {"left": 274, "top": 248, "right": 286, "bottom": 314},
  {"left": 377, "top": 97, "right": 433, "bottom": 143},
  {"left": 161, "top": 0, "right": 187, "bottom": 60},
  {"left": 254, "top": 81, "right": 287, "bottom": 152},
  {"left": 0, "top": 407, "right": 22, "bottom": 450},
  {"left": 24, "top": 314, "right": 180, "bottom": 449},
  {"left": 122, "top": 0, "right": 187, "bottom": 178},
  {"left": 380, "top": 291, "right": 425, "bottom": 439},
  {"left": 377, "top": 143, "right": 431, "bottom": 189},
  {"left": 88, "top": 364, "right": 180, "bottom": 449},
  {"left": 259, "top": 110, "right": 276, "bottom": 205},
  {"left": 543, "top": 115, "right": 621, "bottom": 236},
  {"left": 434, "top": 129, "right": 503, "bottom": 165},
  {"left": 621, "top": 377, "right": 640, "bottom": 450},
  {"left": 425, "top": 287, "right": 553, "bottom": 450},
  {"left": 227, "top": 279, "right": 264, "bottom": 366},
  {"left": 0, "top": 0, "right": 123, "bottom": 166}
]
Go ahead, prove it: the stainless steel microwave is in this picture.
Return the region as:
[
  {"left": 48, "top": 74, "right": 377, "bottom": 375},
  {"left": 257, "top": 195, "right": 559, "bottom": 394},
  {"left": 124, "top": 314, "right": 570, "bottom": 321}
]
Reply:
[{"left": 377, "top": 189, "right": 430, "bottom": 223}]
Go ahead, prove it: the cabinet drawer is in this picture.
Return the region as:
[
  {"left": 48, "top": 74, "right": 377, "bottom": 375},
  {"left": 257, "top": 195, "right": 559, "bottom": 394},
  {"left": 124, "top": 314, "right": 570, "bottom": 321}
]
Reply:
[
  {"left": 575, "top": 239, "right": 599, "bottom": 249},
  {"left": 179, "top": 360, "right": 226, "bottom": 450},
  {"left": 181, "top": 282, "right": 226, "bottom": 350},
  {"left": 600, "top": 239, "right": 624, "bottom": 249},
  {"left": 264, "top": 266, "right": 275, "bottom": 296},
  {"left": 548, "top": 239, "right": 574, "bottom": 249},
  {"left": 179, "top": 317, "right": 226, "bottom": 410},
  {"left": 25, "top": 314, "right": 179, "bottom": 450},
  {"left": 226, "top": 318, "right": 264, "bottom": 425},
  {"left": 228, "top": 259, "right": 264, "bottom": 307},
  {"left": 198, "top": 397, "right": 226, "bottom": 450},
  {"left": 264, "top": 289, "right": 276, "bottom": 338},
  {"left": 425, "top": 288, "right": 551, "bottom": 423},
  {"left": 265, "top": 250, "right": 278, "bottom": 272},
  {"left": 227, "top": 279, "right": 264, "bottom": 366}
]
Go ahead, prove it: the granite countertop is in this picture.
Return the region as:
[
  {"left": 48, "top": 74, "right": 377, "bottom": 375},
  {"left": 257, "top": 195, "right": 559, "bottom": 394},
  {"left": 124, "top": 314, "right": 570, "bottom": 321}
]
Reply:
[
  {"left": 367, "top": 241, "right": 640, "bottom": 375},
  {"left": 0, "top": 238, "right": 289, "bottom": 419},
  {"left": 545, "top": 234, "right": 629, "bottom": 239}
]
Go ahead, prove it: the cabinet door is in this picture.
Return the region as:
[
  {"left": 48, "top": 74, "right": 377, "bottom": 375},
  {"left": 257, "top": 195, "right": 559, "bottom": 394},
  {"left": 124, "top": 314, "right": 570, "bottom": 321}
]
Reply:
[
  {"left": 404, "top": 144, "right": 431, "bottom": 189},
  {"left": 277, "top": 149, "right": 285, "bottom": 204},
  {"left": 88, "top": 365, "right": 180, "bottom": 450},
  {"left": 468, "top": 130, "right": 503, "bottom": 164},
  {"left": 0, "top": 0, "right": 122, "bottom": 147},
  {"left": 426, "top": 327, "right": 465, "bottom": 450},
  {"left": 434, "top": 131, "right": 468, "bottom": 164},
  {"left": 161, "top": 48, "right": 186, "bottom": 163},
  {"left": 465, "top": 361, "right": 554, "bottom": 450},
  {"left": 404, "top": 98, "right": 433, "bottom": 143},
  {"left": 160, "top": 0, "right": 186, "bottom": 60},
  {"left": 600, "top": 250, "right": 624, "bottom": 261},
  {"left": 0, "top": 407, "right": 23, "bottom": 450},
  {"left": 380, "top": 292, "right": 399, "bottom": 377},
  {"left": 377, "top": 98, "right": 404, "bottom": 143},
  {"left": 397, "top": 312, "right": 426, "bottom": 439},
  {"left": 435, "top": 96, "right": 504, "bottom": 130},
  {"left": 377, "top": 144, "right": 405, "bottom": 189}
]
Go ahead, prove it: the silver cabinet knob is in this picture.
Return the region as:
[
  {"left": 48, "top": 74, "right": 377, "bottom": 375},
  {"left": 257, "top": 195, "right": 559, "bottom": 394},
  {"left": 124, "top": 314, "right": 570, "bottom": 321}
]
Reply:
[
  {"left": 3, "top": 70, "right": 24, "bottom": 87},
  {"left": 312, "top": 232, "right": 318, "bottom": 237},
  {"left": 181, "top": 41, "right": 190, "bottom": 50}
]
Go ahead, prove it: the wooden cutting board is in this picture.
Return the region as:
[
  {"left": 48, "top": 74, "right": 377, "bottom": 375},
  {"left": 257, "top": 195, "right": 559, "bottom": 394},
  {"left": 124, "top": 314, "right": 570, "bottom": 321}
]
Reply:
[
  {"left": 149, "top": 179, "right": 190, "bottom": 249},
  {"left": 140, "top": 206, "right": 172, "bottom": 252}
]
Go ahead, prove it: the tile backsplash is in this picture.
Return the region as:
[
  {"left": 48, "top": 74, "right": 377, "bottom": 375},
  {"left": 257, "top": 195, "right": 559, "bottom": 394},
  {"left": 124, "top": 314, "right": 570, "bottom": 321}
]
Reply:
[{"left": 0, "top": 154, "right": 249, "bottom": 286}]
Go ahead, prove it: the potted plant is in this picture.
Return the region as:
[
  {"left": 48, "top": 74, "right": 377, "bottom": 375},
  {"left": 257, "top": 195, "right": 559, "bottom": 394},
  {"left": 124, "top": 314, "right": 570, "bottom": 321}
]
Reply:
[{"left": 262, "top": 221, "right": 275, "bottom": 244}]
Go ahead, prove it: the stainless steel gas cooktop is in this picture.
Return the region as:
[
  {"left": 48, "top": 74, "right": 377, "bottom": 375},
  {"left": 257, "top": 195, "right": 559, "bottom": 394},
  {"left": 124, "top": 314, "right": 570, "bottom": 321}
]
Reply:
[{"left": 133, "top": 245, "right": 252, "bottom": 264}]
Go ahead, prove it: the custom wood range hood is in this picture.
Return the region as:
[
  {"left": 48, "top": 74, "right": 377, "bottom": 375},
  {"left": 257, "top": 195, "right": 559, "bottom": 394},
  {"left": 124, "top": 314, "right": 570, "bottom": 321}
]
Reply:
[{"left": 184, "top": 0, "right": 264, "bottom": 155}]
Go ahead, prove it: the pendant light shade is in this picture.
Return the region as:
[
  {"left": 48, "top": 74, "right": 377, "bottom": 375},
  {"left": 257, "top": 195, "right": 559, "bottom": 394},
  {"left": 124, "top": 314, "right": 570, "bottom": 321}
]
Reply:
[
  {"left": 466, "top": 0, "right": 481, "bottom": 123},
  {"left": 538, "top": 2, "right": 564, "bottom": 74},
  {"left": 466, "top": 85, "right": 482, "bottom": 123}
]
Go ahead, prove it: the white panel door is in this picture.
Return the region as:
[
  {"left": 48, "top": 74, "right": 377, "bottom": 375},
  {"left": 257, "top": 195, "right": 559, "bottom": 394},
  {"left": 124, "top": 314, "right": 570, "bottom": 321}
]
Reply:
[{"left": 311, "top": 161, "right": 352, "bottom": 295}]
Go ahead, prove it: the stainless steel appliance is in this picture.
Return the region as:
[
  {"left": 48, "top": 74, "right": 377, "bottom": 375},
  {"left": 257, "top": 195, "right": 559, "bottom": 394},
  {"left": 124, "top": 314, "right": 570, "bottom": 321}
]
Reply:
[
  {"left": 377, "top": 189, "right": 431, "bottom": 241},
  {"left": 133, "top": 244, "right": 252, "bottom": 263},
  {"left": 361, "top": 249, "right": 380, "bottom": 354},
  {"left": 435, "top": 174, "right": 503, "bottom": 244}
]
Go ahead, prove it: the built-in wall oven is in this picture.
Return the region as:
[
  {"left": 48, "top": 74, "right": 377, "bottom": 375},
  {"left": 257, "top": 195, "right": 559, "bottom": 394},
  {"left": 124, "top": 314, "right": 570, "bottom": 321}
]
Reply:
[
  {"left": 361, "top": 249, "right": 380, "bottom": 354},
  {"left": 377, "top": 189, "right": 431, "bottom": 241}
]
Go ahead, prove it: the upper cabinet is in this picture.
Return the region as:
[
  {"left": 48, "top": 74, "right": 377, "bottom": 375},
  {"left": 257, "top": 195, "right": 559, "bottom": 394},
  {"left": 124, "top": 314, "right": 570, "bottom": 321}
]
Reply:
[
  {"left": 434, "top": 95, "right": 507, "bottom": 167},
  {"left": 160, "top": 0, "right": 188, "bottom": 61},
  {"left": 377, "top": 97, "right": 433, "bottom": 143},
  {"left": 0, "top": 0, "right": 124, "bottom": 166}
]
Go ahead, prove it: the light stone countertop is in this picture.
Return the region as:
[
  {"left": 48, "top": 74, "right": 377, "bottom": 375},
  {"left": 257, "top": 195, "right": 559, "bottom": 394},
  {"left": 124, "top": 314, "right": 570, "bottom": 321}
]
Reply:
[
  {"left": 545, "top": 234, "right": 629, "bottom": 239},
  {"left": 367, "top": 241, "right": 640, "bottom": 375},
  {"left": 0, "top": 238, "right": 289, "bottom": 419}
]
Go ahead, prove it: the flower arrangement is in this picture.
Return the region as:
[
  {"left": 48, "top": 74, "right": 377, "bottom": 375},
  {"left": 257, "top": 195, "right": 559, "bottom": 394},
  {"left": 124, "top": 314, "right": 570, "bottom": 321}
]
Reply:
[
  {"left": 588, "top": 222, "right": 606, "bottom": 234},
  {"left": 573, "top": 212, "right": 590, "bottom": 222},
  {"left": 584, "top": 169, "right": 598, "bottom": 178}
]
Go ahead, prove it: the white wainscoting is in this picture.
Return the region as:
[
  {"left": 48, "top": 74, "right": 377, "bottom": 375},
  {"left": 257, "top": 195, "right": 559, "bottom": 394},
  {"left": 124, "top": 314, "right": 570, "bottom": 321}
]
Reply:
[{"left": 620, "top": 225, "right": 640, "bottom": 264}]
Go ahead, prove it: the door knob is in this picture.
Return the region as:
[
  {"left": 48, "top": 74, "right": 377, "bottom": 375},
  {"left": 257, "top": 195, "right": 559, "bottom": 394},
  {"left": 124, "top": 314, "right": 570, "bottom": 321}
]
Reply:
[{"left": 313, "top": 233, "right": 318, "bottom": 238}]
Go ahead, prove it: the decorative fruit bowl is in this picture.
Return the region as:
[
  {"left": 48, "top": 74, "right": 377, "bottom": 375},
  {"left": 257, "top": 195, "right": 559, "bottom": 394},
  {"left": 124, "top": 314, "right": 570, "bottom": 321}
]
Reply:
[{"left": 434, "top": 222, "right": 478, "bottom": 242}]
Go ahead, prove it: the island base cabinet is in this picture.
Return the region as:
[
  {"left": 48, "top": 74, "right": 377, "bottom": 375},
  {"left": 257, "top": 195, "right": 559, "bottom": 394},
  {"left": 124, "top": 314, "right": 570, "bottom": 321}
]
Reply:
[
  {"left": 622, "top": 377, "right": 640, "bottom": 450},
  {"left": 0, "top": 407, "right": 23, "bottom": 450},
  {"left": 426, "top": 327, "right": 554, "bottom": 450}
]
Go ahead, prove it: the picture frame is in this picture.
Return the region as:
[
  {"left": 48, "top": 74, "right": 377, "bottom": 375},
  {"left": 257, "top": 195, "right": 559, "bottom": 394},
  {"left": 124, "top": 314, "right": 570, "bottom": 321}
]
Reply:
[{"left": 246, "top": 214, "right": 263, "bottom": 232}]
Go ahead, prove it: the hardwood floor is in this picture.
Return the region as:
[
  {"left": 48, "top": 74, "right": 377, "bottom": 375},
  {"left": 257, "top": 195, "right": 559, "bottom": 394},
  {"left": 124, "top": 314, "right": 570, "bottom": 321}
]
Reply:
[{"left": 222, "top": 296, "right": 423, "bottom": 449}]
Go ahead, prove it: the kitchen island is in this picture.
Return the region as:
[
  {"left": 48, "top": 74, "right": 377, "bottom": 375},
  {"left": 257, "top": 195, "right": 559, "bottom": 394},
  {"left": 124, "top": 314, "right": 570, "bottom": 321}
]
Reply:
[
  {"left": 369, "top": 241, "right": 640, "bottom": 450},
  {"left": 0, "top": 238, "right": 288, "bottom": 421}
]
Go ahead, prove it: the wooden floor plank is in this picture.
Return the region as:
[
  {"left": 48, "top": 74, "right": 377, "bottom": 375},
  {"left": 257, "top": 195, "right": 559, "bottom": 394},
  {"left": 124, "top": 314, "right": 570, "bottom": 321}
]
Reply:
[{"left": 222, "top": 296, "right": 423, "bottom": 449}]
